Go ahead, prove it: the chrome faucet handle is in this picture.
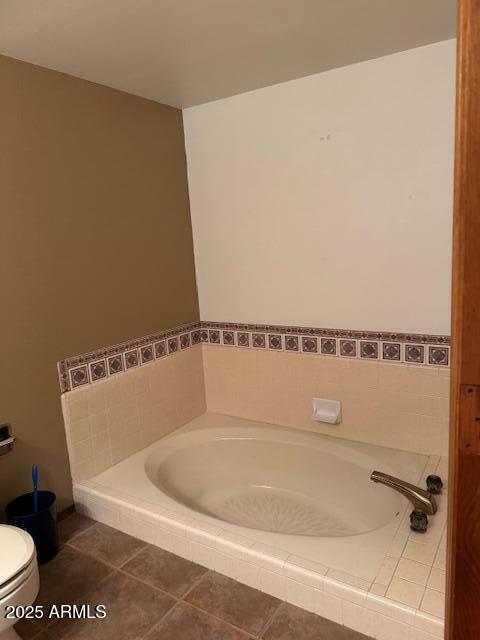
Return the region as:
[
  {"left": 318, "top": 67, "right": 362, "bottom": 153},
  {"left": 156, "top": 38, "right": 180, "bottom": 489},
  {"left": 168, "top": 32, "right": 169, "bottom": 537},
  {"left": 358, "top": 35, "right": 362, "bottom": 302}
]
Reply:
[
  {"left": 426, "top": 474, "right": 443, "bottom": 494},
  {"left": 410, "top": 509, "right": 429, "bottom": 533},
  {"left": 370, "top": 470, "right": 438, "bottom": 516}
]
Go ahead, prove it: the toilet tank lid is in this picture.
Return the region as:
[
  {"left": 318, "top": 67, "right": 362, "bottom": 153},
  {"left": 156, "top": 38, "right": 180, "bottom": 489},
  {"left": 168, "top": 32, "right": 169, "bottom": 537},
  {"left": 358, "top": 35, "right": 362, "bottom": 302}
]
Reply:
[{"left": 0, "top": 525, "right": 36, "bottom": 585}]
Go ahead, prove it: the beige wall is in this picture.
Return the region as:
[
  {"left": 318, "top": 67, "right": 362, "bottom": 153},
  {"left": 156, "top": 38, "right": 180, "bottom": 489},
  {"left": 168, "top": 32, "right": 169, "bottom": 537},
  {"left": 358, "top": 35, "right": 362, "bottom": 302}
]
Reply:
[
  {"left": 184, "top": 40, "right": 455, "bottom": 335},
  {"left": 0, "top": 56, "right": 199, "bottom": 515}
]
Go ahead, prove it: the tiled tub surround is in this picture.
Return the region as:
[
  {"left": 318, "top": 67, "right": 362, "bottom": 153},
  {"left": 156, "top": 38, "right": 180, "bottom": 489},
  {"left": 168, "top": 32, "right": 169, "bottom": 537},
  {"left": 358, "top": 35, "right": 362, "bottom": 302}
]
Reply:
[
  {"left": 57, "top": 321, "right": 203, "bottom": 394},
  {"left": 60, "top": 321, "right": 450, "bottom": 638},
  {"left": 72, "top": 438, "right": 447, "bottom": 640},
  {"left": 57, "top": 321, "right": 450, "bottom": 395},
  {"left": 61, "top": 345, "right": 206, "bottom": 482},
  {"left": 202, "top": 344, "right": 450, "bottom": 456},
  {"left": 200, "top": 322, "right": 450, "bottom": 367},
  {"left": 59, "top": 321, "right": 450, "bottom": 480}
]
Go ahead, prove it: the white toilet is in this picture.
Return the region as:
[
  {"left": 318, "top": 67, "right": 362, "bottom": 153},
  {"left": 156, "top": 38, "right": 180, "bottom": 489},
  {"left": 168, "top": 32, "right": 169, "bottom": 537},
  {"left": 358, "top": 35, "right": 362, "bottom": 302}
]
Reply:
[{"left": 0, "top": 525, "right": 39, "bottom": 640}]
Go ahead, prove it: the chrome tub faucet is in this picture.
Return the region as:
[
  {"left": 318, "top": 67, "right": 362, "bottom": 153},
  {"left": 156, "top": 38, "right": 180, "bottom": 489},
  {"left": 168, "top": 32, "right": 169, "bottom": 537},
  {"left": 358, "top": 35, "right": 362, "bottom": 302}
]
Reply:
[{"left": 370, "top": 470, "right": 443, "bottom": 532}]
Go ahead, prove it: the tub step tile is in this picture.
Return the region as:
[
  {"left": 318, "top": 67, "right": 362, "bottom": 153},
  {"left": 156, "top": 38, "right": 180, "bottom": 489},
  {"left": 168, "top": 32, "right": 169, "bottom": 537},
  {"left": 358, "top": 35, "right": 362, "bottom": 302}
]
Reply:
[
  {"left": 217, "top": 531, "right": 255, "bottom": 561},
  {"left": 260, "top": 568, "right": 285, "bottom": 600},
  {"left": 366, "top": 592, "right": 416, "bottom": 626},
  {"left": 394, "top": 558, "right": 431, "bottom": 586},
  {"left": 313, "top": 589, "right": 343, "bottom": 625},
  {"left": 191, "top": 541, "right": 218, "bottom": 569},
  {"left": 341, "top": 601, "right": 376, "bottom": 637},
  {"left": 247, "top": 543, "right": 289, "bottom": 574},
  {"left": 283, "top": 560, "right": 326, "bottom": 590},
  {"left": 285, "top": 578, "right": 315, "bottom": 613},
  {"left": 386, "top": 577, "right": 425, "bottom": 609}
]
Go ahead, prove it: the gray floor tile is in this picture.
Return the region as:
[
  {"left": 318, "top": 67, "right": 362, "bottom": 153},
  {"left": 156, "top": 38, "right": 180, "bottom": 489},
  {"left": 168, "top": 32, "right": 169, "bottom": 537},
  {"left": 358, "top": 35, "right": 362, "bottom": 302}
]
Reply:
[
  {"left": 185, "top": 571, "right": 280, "bottom": 636},
  {"left": 121, "top": 544, "right": 208, "bottom": 597},
  {"left": 58, "top": 513, "right": 95, "bottom": 543},
  {"left": 14, "top": 618, "right": 43, "bottom": 639},
  {"left": 36, "top": 545, "right": 112, "bottom": 611},
  {"left": 46, "top": 571, "right": 175, "bottom": 640},
  {"left": 25, "top": 516, "right": 375, "bottom": 640},
  {"left": 69, "top": 522, "right": 146, "bottom": 567},
  {"left": 262, "top": 603, "right": 373, "bottom": 640},
  {"left": 146, "top": 602, "right": 252, "bottom": 640}
]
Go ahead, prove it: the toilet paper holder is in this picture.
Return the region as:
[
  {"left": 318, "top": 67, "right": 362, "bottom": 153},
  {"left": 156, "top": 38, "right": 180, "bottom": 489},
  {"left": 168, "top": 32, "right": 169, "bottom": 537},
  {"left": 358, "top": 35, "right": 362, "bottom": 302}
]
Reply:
[{"left": 0, "top": 423, "right": 15, "bottom": 456}]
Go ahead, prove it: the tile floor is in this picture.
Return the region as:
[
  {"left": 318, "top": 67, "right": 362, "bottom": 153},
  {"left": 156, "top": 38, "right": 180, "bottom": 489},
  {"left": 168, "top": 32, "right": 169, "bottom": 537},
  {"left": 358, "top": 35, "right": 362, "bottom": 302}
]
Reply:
[{"left": 15, "top": 512, "right": 373, "bottom": 640}]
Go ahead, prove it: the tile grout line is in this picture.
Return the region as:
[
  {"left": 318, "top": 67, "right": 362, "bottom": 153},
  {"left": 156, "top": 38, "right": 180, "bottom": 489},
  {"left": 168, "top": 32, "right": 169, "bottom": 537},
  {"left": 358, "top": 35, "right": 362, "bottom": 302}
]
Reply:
[
  {"left": 178, "top": 569, "right": 264, "bottom": 637},
  {"left": 138, "top": 599, "right": 184, "bottom": 640},
  {"left": 116, "top": 539, "right": 152, "bottom": 569},
  {"left": 65, "top": 539, "right": 146, "bottom": 573},
  {"left": 66, "top": 522, "right": 150, "bottom": 572},
  {"left": 114, "top": 543, "right": 211, "bottom": 600},
  {"left": 255, "top": 599, "right": 285, "bottom": 639},
  {"left": 138, "top": 592, "right": 258, "bottom": 640},
  {"left": 115, "top": 564, "right": 180, "bottom": 599},
  {"left": 177, "top": 567, "right": 212, "bottom": 601},
  {"left": 172, "top": 597, "right": 259, "bottom": 639},
  {"left": 176, "top": 566, "right": 281, "bottom": 639}
]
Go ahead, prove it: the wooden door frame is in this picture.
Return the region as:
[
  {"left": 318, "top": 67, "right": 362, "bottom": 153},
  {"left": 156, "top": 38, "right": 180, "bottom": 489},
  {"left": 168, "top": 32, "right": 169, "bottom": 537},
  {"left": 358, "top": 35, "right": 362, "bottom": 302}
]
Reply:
[{"left": 446, "top": 1, "right": 480, "bottom": 637}]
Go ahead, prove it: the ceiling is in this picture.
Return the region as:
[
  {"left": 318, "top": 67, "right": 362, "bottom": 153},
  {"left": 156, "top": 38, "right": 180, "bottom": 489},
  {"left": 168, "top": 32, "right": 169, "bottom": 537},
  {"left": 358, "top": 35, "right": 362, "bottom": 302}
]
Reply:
[{"left": 0, "top": 0, "right": 456, "bottom": 108}]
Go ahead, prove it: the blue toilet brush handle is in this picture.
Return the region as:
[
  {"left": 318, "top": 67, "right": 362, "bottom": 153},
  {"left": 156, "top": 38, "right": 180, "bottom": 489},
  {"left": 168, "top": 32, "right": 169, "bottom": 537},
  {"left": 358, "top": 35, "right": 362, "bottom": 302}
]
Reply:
[{"left": 32, "top": 464, "right": 39, "bottom": 515}]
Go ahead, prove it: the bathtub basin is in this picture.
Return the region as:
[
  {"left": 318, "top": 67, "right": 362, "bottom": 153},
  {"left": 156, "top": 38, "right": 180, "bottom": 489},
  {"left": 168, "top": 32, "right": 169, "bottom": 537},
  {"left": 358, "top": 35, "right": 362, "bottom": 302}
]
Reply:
[
  {"left": 146, "top": 427, "right": 406, "bottom": 537},
  {"left": 93, "top": 413, "right": 428, "bottom": 580}
]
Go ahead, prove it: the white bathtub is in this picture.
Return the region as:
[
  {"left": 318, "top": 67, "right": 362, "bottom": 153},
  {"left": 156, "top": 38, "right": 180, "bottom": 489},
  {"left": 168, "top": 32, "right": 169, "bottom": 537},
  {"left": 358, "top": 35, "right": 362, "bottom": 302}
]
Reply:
[{"left": 92, "top": 413, "right": 427, "bottom": 581}]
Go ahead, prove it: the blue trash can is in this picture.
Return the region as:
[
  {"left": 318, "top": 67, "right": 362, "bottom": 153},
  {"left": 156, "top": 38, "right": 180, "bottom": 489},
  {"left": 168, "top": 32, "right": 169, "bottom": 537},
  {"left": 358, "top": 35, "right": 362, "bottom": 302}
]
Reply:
[{"left": 6, "top": 490, "right": 59, "bottom": 564}]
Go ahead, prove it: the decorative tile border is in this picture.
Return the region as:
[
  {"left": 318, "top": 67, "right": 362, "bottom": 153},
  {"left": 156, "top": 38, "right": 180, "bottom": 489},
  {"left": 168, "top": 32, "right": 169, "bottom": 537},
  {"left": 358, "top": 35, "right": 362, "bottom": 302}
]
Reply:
[
  {"left": 57, "top": 320, "right": 450, "bottom": 393},
  {"left": 201, "top": 321, "right": 450, "bottom": 369},
  {"left": 57, "top": 321, "right": 202, "bottom": 393},
  {"left": 202, "top": 321, "right": 450, "bottom": 345}
]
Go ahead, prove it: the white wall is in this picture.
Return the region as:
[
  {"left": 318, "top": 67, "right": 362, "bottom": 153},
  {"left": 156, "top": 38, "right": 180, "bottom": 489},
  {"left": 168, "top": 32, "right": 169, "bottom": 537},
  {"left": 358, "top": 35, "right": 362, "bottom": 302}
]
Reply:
[{"left": 183, "top": 40, "right": 455, "bottom": 335}]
